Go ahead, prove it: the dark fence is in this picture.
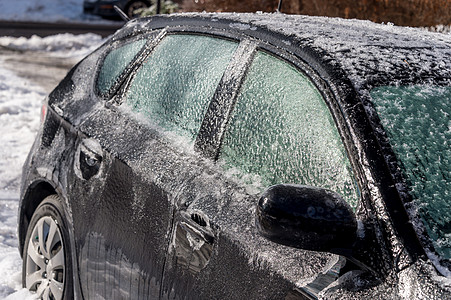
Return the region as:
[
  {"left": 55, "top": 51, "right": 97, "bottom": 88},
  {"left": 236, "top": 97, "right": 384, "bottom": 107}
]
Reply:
[{"left": 181, "top": 0, "right": 451, "bottom": 27}]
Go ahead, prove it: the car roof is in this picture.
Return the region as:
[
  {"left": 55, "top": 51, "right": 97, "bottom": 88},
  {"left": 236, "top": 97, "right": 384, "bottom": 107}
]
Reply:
[{"left": 115, "top": 12, "right": 451, "bottom": 93}]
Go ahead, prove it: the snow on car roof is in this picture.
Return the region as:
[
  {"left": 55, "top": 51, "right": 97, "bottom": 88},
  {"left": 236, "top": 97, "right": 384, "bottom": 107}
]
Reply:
[{"left": 129, "top": 12, "right": 451, "bottom": 90}]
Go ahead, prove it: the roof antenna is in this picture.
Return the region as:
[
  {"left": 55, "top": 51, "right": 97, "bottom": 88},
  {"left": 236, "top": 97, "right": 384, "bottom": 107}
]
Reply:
[
  {"left": 277, "top": 0, "right": 283, "bottom": 12},
  {"left": 114, "top": 5, "right": 130, "bottom": 22},
  {"left": 156, "top": 0, "right": 161, "bottom": 14}
]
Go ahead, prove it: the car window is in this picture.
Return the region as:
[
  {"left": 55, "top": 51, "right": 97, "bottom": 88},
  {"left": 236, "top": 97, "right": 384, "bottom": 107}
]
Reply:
[
  {"left": 97, "top": 38, "right": 147, "bottom": 95},
  {"left": 219, "top": 51, "right": 359, "bottom": 209},
  {"left": 124, "top": 34, "right": 238, "bottom": 140},
  {"left": 370, "top": 85, "right": 451, "bottom": 260}
]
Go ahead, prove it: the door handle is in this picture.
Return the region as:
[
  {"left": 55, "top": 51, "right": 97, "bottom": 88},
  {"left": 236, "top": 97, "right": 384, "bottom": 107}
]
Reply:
[
  {"left": 173, "top": 211, "right": 215, "bottom": 274},
  {"left": 188, "top": 211, "right": 214, "bottom": 244}
]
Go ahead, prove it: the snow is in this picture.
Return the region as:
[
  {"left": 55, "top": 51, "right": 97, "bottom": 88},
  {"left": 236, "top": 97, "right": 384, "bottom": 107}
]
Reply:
[
  {"left": 0, "top": 31, "right": 104, "bottom": 299},
  {"left": 0, "top": 57, "right": 43, "bottom": 300},
  {"left": 0, "top": 34, "right": 104, "bottom": 57}
]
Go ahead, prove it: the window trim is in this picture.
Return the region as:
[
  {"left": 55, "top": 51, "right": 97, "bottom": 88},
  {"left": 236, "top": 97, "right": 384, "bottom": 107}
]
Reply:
[
  {"left": 100, "top": 28, "right": 363, "bottom": 207},
  {"left": 101, "top": 27, "right": 363, "bottom": 208},
  {"left": 114, "top": 32, "right": 243, "bottom": 142},
  {"left": 194, "top": 39, "right": 258, "bottom": 159},
  {"left": 94, "top": 30, "right": 166, "bottom": 100}
]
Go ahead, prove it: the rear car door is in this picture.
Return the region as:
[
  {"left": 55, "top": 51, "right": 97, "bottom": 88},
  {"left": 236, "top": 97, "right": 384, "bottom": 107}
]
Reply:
[{"left": 161, "top": 44, "right": 361, "bottom": 298}]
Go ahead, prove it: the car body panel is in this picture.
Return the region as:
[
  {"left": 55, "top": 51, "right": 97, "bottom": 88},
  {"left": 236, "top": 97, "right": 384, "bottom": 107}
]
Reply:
[
  {"left": 72, "top": 109, "right": 177, "bottom": 299},
  {"left": 20, "top": 13, "right": 451, "bottom": 299}
]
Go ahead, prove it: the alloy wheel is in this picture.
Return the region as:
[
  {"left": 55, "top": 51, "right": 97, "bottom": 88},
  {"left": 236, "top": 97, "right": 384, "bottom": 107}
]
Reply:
[{"left": 25, "top": 216, "right": 65, "bottom": 300}]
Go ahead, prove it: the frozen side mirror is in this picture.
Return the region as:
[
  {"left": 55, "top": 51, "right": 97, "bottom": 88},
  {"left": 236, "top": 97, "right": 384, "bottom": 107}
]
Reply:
[{"left": 256, "top": 184, "right": 357, "bottom": 255}]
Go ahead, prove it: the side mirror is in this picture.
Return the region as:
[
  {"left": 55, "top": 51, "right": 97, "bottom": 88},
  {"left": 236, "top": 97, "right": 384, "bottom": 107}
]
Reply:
[{"left": 256, "top": 184, "right": 357, "bottom": 255}]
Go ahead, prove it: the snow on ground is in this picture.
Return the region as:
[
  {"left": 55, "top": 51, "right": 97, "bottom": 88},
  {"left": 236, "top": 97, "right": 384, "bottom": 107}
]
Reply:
[
  {"left": 0, "top": 0, "right": 114, "bottom": 23},
  {"left": 0, "top": 58, "right": 45, "bottom": 300},
  {"left": 0, "top": 33, "right": 104, "bottom": 57},
  {"left": 0, "top": 34, "right": 103, "bottom": 300}
]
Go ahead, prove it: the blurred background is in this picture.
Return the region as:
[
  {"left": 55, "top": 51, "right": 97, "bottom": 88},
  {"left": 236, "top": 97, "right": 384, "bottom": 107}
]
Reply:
[
  {"left": 180, "top": 0, "right": 450, "bottom": 28},
  {"left": 0, "top": 0, "right": 449, "bottom": 33}
]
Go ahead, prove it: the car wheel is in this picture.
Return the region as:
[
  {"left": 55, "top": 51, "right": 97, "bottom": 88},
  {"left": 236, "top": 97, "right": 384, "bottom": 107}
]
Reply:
[
  {"left": 22, "top": 195, "right": 73, "bottom": 300},
  {"left": 125, "top": 0, "right": 149, "bottom": 18}
]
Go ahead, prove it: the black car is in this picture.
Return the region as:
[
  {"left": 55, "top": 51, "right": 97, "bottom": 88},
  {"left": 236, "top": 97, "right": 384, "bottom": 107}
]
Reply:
[
  {"left": 19, "top": 13, "right": 451, "bottom": 299},
  {"left": 83, "top": 0, "right": 151, "bottom": 18}
]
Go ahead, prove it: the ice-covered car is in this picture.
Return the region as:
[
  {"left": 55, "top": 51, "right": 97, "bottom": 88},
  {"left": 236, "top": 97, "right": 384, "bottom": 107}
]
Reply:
[{"left": 19, "top": 13, "right": 451, "bottom": 299}]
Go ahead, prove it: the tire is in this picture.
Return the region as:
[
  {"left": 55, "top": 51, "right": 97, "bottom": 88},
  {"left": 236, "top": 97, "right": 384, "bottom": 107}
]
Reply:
[
  {"left": 22, "top": 195, "right": 73, "bottom": 300},
  {"left": 125, "top": 0, "right": 150, "bottom": 18}
]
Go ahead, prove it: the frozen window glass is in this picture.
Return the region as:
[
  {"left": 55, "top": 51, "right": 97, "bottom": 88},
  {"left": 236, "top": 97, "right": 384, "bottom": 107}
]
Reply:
[
  {"left": 125, "top": 35, "right": 238, "bottom": 140},
  {"left": 220, "top": 51, "right": 359, "bottom": 209},
  {"left": 370, "top": 86, "right": 451, "bottom": 260},
  {"left": 97, "top": 39, "right": 147, "bottom": 94}
]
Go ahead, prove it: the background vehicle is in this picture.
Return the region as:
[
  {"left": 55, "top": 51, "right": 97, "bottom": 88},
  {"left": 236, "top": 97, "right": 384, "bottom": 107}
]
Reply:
[
  {"left": 19, "top": 13, "right": 451, "bottom": 299},
  {"left": 83, "top": 0, "right": 151, "bottom": 18}
]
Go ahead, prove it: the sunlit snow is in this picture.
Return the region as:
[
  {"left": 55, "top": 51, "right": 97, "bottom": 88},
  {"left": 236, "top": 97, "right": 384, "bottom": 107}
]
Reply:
[
  {"left": 0, "top": 33, "right": 104, "bottom": 58},
  {"left": 0, "top": 57, "right": 44, "bottom": 300},
  {"left": 0, "top": 33, "right": 103, "bottom": 299}
]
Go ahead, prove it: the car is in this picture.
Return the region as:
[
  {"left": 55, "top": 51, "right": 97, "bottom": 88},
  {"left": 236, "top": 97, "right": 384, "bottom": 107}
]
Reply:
[
  {"left": 19, "top": 13, "right": 451, "bottom": 299},
  {"left": 83, "top": 0, "right": 151, "bottom": 18}
]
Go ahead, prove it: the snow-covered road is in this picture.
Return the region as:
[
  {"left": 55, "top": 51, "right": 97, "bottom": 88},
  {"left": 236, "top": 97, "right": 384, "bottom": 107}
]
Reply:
[
  {"left": 0, "top": 34, "right": 104, "bottom": 300},
  {"left": 0, "top": 2, "right": 108, "bottom": 297},
  {"left": 0, "top": 52, "right": 47, "bottom": 300}
]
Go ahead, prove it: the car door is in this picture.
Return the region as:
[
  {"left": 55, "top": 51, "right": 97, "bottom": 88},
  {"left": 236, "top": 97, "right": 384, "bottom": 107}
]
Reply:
[
  {"left": 161, "top": 45, "right": 362, "bottom": 299},
  {"left": 70, "top": 32, "right": 241, "bottom": 299},
  {"left": 64, "top": 33, "right": 172, "bottom": 299}
]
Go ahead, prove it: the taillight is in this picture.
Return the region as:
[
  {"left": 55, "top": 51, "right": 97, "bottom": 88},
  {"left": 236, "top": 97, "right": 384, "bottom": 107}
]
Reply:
[{"left": 41, "top": 102, "right": 47, "bottom": 123}]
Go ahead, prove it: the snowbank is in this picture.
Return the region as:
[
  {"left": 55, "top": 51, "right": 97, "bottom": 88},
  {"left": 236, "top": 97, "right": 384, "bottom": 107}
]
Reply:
[
  {"left": 0, "top": 61, "right": 43, "bottom": 300},
  {"left": 0, "top": 33, "right": 103, "bottom": 299},
  {"left": 0, "top": 33, "right": 104, "bottom": 57}
]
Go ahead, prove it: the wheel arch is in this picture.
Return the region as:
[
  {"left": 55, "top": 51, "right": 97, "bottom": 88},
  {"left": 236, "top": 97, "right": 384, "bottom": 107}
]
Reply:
[{"left": 19, "top": 180, "right": 57, "bottom": 257}]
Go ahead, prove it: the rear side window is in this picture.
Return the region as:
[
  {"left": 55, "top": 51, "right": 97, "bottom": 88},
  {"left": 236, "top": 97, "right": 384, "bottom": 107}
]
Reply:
[
  {"left": 220, "top": 51, "right": 359, "bottom": 208},
  {"left": 97, "top": 38, "right": 147, "bottom": 95},
  {"left": 124, "top": 34, "right": 238, "bottom": 140}
]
